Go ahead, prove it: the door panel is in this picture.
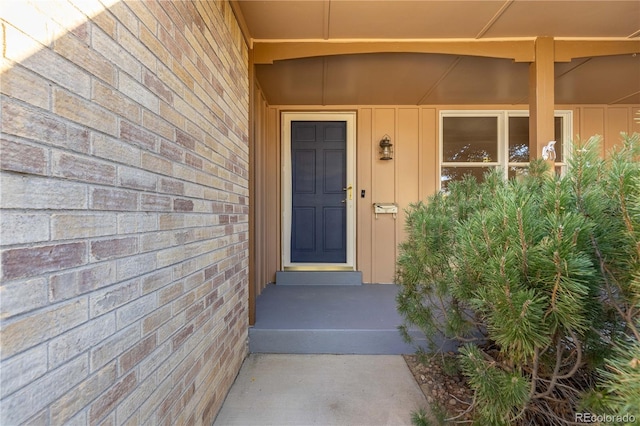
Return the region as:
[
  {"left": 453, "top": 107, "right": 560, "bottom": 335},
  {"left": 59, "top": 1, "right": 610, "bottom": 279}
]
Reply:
[{"left": 291, "top": 121, "right": 346, "bottom": 263}]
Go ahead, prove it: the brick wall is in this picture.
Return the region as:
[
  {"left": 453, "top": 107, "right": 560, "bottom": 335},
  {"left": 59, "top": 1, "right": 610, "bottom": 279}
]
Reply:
[{"left": 1, "top": 1, "right": 249, "bottom": 424}]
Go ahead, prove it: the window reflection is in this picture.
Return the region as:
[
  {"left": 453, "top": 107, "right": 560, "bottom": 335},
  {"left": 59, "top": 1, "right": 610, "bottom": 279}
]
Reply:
[
  {"left": 441, "top": 113, "right": 569, "bottom": 190},
  {"left": 509, "top": 117, "right": 529, "bottom": 162},
  {"left": 441, "top": 167, "right": 494, "bottom": 191},
  {"left": 443, "top": 117, "right": 498, "bottom": 162}
]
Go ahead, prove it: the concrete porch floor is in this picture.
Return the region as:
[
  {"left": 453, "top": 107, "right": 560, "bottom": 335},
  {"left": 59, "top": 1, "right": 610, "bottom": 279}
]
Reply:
[
  {"left": 248, "top": 284, "right": 427, "bottom": 355},
  {"left": 212, "top": 353, "right": 429, "bottom": 426}
]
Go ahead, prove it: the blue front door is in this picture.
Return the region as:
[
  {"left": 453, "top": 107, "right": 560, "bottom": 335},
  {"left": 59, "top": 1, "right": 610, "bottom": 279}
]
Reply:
[{"left": 291, "top": 121, "right": 347, "bottom": 263}]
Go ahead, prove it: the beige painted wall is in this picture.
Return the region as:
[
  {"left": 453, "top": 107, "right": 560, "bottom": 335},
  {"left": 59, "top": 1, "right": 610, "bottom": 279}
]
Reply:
[{"left": 252, "top": 103, "right": 639, "bottom": 289}]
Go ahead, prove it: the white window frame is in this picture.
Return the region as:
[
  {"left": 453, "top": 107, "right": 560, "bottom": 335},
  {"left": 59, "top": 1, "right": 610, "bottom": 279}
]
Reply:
[{"left": 439, "top": 110, "right": 573, "bottom": 190}]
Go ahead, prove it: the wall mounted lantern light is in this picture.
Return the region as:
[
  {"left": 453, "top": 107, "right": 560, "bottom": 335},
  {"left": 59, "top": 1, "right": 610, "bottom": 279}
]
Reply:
[{"left": 379, "top": 135, "right": 393, "bottom": 160}]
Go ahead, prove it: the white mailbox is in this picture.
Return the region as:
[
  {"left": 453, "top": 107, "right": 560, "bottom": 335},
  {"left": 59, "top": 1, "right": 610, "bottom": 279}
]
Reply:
[{"left": 373, "top": 203, "right": 398, "bottom": 219}]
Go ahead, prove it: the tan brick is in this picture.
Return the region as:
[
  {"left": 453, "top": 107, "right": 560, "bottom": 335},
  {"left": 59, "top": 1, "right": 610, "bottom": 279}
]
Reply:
[
  {"left": 159, "top": 177, "right": 184, "bottom": 195},
  {"left": 158, "top": 281, "right": 183, "bottom": 306},
  {"left": 138, "top": 369, "right": 173, "bottom": 423},
  {"left": 119, "top": 334, "right": 156, "bottom": 373},
  {"left": 139, "top": 25, "right": 169, "bottom": 66},
  {"left": 52, "top": 213, "right": 117, "bottom": 240},
  {"left": 128, "top": 2, "right": 158, "bottom": 33},
  {"left": 141, "top": 152, "right": 172, "bottom": 176},
  {"left": 0, "top": 277, "right": 48, "bottom": 320},
  {"left": 173, "top": 163, "right": 196, "bottom": 183},
  {"left": 92, "top": 81, "right": 141, "bottom": 123},
  {"left": 157, "top": 62, "right": 185, "bottom": 99},
  {"left": 172, "top": 290, "right": 196, "bottom": 315},
  {"left": 0, "top": 298, "right": 88, "bottom": 360},
  {"left": 0, "top": 344, "right": 47, "bottom": 399},
  {"left": 53, "top": 88, "right": 117, "bottom": 136},
  {"left": 118, "top": 24, "right": 156, "bottom": 73},
  {"left": 21, "top": 42, "right": 91, "bottom": 98},
  {"left": 118, "top": 166, "right": 157, "bottom": 191},
  {"left": 116, "top": 372, "right": 157, "bottom": 424},
  {"left": 159, "top": 99, "right": 185, "bottom": 129},
  {"left": 1, "top": 242, "right": 86, "bottom": 281},
  {"left": 50, "top": 263, "right": 116, "bottom": 302},
  {"left": 0, "top": 212, "right": 49, "bottom": 245},
  {"left": 173, "top": 198, "right": 194, "bottom": 212},
  {"left": 52, "top": 151, "right": 116, "bottom": 184},
  {"left": 0, "top": 64, "right": 50, "bottom": 109},
  {"left": 170, "top": 61, "right": 195, "bottom": 92},
  {"left": 67, "top": 125, "right": 92, "bottom": 153},
  {"left": 158, "top": 213, "right": 185, "bottom": 230},
  {"left": 96, "top": 412, "right": 115, "bottom": 426},
  {"left": 118, "top": 214, "right": 153, "bottom": 236},
  {"left": 90, "top": 280, "right": 140, "bottom": 318},
  {"left": 93, "top": 133, "right": 141, "bottom": 167},
  {"left": 144, "top": 112, "right": 175, "bottom": 142},
  {"left": 119, "top": 72, "right": 159, "bottom": 114},
  {"left": 116, "top": 252, "right": 157, "bottom": 281},
  {"left": 90, "top": 324, "right": 140, "bottom": 372},
  {"left": 0, "top": 139, "right": 48, "bottom": 175},
  {"left": 137, "top": 195, "right": 169, "bottom": 212},
  {"left": 55, "top": 30, "right": 116, "bottom": 86},
  {"left": 185, "top": 153, "right": 203, "bottom": 170},
  {"left": 2, "top": 1, "right": 56, "bottom": 52},
  {"left": 142, "top": 305, "right": 172, "bottom": 337},
  {"left": 158, "top": 140, "right": 184, "bottom": 163},
  {"left": 31, "top": 0, "right": 89, "bottom": 37},
  {"left": 89, "top": 371, "right": 137, "bottom": 425},
  {"left": 90, "top": 238, "right": 134, "bottom": 263},
  {"left": 157, "top": 26, "right": 182, "bottom": 63},
  {"left": 0, "top": 355, "right": 89, "bottom": 425},
  {"left": 79, "top": 2, "right": 112, "bottom": 34},
  {"left": 49, "top": 314, "right": 116, "bottom": 368},
  {"left": 109, "top": 1, "right": 140, "bottom": 36},
  {"left": 120, "top": 120, "right": 157, "bottom": 152},
  {"left": 1, "top": 1, "right": 250, "bottom": 425},
  {"left": 141, "top": 268, "right": 172, "bottom": 295},
  {"left": 92, "top": 24, "right": 141, "bottom": 80},
  {"left": 140, "top": 231, "right": 172, "bottom": 252},
  {"left": 2, "top": 98, "right": 65, "bottom": 143},
  {"left": 50, "top": 362, "right": 117, "bottom": 425},
  {"left": 117, "top": 293, "right": 156, "bottom": 329},
  {"left": 91, "top": 188, "right": 138, "bottom": 211},
  {"left": 143, "top": 69, "right": 173, "bottom": 104}
]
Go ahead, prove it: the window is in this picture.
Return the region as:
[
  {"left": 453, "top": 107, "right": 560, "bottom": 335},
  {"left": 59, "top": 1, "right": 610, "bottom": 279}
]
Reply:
[{"left": 440, "top": 110, "right": 572, "bottom": 190}]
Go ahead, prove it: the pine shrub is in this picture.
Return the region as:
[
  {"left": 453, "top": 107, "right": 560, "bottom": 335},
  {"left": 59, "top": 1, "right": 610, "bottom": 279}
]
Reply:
[{"left": 397, "top": 133, "right": 640, "bottom": 424}]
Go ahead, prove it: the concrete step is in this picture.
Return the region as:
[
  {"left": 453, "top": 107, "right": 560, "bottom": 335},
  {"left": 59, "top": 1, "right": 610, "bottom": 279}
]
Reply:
[
  {"left": 275, "top": 271, "right": 363, "bottom": 285},
  {"left": 249, "top": 284, "right": 435, "bottom": 355}
]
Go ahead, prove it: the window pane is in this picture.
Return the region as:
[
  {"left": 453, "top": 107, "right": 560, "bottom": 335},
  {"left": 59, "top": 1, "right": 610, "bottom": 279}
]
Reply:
[
  {"left": 443, "top": 117, "right": 498, "bottom": 162},
  {"left": 441, "top": 166, "right": 493, "bottom": 190},
  {"left": 509, "top": 117, "right": 529, "bottom": 162},
  {"left": 507, "top": 116, "right": 564, "bottom": 162},
  {"left": 554, "top": 117, "right": 563, "bottom": 162}
]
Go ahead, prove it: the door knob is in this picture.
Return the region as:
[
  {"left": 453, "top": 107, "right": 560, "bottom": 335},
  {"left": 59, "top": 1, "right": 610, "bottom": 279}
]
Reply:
[{"left": 342, "top": 185, "right": 353, "bottom": 200}]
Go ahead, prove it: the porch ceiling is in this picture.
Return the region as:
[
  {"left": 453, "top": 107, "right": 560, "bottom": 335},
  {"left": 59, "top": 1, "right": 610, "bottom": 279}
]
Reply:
[{"left": 235, "top": 0, "right": 640, "bottom": 105}]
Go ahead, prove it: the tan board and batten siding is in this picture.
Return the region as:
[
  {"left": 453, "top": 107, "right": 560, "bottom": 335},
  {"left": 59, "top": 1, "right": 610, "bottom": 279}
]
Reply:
[{"left": 251, "top": 101, "right": 640, "bottom": 291}]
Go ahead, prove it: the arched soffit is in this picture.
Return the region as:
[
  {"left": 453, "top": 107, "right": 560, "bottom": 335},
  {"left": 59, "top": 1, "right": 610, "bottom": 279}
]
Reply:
[{"left": 252, "top": 39, "right": 640, "bottom": 64}]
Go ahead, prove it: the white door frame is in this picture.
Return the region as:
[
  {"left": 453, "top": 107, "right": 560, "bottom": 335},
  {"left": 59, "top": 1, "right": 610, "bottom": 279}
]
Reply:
[{"left": 282, "top": 111, "right": 357, "bottom": 271}]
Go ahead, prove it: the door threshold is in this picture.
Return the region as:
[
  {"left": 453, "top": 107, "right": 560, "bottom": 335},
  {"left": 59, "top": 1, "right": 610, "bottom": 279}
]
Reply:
[{"left": 283, "top": 265, "right": 354, "bottom": 272}]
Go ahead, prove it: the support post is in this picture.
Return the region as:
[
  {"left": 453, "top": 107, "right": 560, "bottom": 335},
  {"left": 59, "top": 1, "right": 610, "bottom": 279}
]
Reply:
[
  {"left": 248, "top": 48, "right": 256, "bottom": 326},
  {"left": 529, "top": 37, "right": 556, "bottom": 167}
]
